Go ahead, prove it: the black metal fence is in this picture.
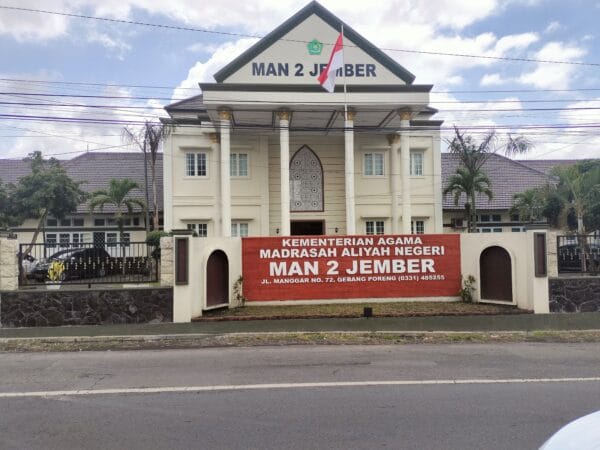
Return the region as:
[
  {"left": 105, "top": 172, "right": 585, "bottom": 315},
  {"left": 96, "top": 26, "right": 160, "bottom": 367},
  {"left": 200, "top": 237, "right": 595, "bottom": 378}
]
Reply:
[
  {"left": 557, "top": 234, "right": 600, "bottom": 275},
  {"left": 18, "top": 241, "right": 159, "bottom": 286}
]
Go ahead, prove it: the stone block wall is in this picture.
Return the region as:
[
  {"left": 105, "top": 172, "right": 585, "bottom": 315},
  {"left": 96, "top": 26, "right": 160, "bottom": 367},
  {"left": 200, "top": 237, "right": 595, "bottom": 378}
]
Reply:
[
  {"left": 160, "top": 236, "right": 173, "bottom": 286},
  {"left": 0, "top": 238, "right": 18, "bottom": 291},
  {"left": 0, "top": 287, "right": 173, "bottom": 327},
  {"left": 549, "top": 277, "right": 600, "bottom": 313}
]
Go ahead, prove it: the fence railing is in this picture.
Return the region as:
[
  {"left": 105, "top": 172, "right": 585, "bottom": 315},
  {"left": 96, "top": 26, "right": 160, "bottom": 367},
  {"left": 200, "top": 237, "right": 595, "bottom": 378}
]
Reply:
[
  {"left": 18, "top": 241, "right": 159, "bottom": 286},
  {"left": 557, "top": 234, "right": 600, "bottom": 275}
]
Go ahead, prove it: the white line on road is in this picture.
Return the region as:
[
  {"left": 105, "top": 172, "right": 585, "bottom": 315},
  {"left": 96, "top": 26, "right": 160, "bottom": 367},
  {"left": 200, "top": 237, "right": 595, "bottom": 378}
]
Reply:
[{"left": 2, "top": 377, "right": 600, "bottom": 399}]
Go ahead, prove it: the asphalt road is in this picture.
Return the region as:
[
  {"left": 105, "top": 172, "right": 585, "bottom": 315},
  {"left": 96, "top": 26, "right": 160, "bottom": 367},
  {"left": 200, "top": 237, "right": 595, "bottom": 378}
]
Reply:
[{"left": 1, "top": 343, "right": 599, "bottom": 449}]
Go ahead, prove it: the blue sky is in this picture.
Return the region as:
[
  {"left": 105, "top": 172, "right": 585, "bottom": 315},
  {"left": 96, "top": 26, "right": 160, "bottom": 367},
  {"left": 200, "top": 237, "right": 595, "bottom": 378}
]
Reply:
[{"left": 0, "top": 0, "right": 599, "bottom": 159}]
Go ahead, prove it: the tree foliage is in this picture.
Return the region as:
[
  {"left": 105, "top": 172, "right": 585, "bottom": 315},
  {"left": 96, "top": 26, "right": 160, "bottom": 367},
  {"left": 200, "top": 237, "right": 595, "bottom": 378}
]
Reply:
[
  {"left": 445, "top": 127, "right": 532, "bottom": 232},
  {"left": 510, "top": 188, "right": 545, "bottom": 223},
  {"left": 122, "top": 121, "right": 170, "bottom": 232},
  {"left": 10, "top": 152, "right": 86, "bottom": 250}
]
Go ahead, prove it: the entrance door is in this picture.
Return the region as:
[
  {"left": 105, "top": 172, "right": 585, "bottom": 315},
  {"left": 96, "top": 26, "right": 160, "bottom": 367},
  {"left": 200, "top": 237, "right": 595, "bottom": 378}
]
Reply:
[
  {"left": 206, "top": 250, "right": 229, "bottom": 308},
  {"left": 291, "top": 221, "right": 324, "bottom": 235},
  {"left": 480, "top": 246, "right": 513, "bottom": 302}
]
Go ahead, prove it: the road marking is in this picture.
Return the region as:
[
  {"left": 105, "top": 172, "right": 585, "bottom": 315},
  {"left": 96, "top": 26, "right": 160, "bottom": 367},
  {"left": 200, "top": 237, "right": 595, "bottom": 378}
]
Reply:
[{"left": 1, "top": 377, "right": 600, "bottom": 398}]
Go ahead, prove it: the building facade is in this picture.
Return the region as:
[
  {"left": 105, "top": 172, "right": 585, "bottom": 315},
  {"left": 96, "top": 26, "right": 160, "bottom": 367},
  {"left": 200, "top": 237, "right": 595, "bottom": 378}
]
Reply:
[{"left": 163, "top": 2, "right": 443, "bottom": 238}]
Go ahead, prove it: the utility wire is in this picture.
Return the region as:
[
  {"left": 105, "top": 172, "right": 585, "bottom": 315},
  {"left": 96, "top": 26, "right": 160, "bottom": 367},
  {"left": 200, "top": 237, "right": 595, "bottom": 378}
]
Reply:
[{"left": 1, "top": 5, "right": 598, "bottom": 67}]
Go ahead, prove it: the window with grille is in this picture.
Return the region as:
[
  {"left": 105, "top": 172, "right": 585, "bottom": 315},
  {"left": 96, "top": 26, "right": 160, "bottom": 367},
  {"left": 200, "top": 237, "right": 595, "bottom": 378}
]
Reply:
[
  {"left": 230, "top": 153, "right": 248, "bottom": 177},
  {"left": 366, "top": 220, "right": 384, "bottom": 235},
  {"left": 364, "top": 153, "right": 384, "bottom": 176},
  {"left": 411, "top": 220, "right": 425, "bottom": 234},
  {"left": 231, "top": 222, "right": 249, "bottom": 237},
  {"left": 187, "top": 223, "right": 208, "bottom": 237},
  {"left": 186, "top": 152, "right": 207, "bottom": 177},
  {"left": 410, "top": 151, "right": 423, "bottom": 176}
]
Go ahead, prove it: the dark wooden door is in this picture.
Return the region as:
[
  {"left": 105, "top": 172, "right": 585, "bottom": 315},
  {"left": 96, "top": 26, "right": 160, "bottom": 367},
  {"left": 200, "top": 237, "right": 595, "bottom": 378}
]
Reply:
[
  {"left": 480, "top": 246, "right": 512, "bottom": 301},
  {"left": 206, "top": 250, "right": 229, "bottom": 308},
  {"left": 291, "top": 221, "right": 324, "bottom": 235}
]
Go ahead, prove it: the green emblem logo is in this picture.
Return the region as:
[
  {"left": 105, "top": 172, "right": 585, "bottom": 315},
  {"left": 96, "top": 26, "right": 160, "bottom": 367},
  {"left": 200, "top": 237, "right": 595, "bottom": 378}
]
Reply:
[{"left": 307, "top": 38, "right": 323, "bottom": 55}]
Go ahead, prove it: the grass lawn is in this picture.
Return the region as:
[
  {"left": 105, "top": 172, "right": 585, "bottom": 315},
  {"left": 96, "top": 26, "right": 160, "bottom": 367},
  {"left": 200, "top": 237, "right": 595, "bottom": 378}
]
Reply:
[{"left": 197, "top": 301, "right": 529, "bottom": 321}]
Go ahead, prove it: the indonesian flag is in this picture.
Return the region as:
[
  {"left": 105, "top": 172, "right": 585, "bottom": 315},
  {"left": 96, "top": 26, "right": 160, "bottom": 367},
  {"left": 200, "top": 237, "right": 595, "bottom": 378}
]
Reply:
[{"left": 318, "top": 32, "right": 344, "bottom": 93}]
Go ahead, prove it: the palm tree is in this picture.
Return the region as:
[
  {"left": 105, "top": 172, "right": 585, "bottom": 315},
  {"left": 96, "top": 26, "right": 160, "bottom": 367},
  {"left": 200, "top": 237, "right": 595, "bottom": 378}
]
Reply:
[
  {"left": 443, "top": 166, "right": 493, "bottom": 232},
  {"left": 89, "top": 179, "right": 146, "bottom": 273},
  {"left": 511, "top": 188, "right": 544, "bottom": 223}
]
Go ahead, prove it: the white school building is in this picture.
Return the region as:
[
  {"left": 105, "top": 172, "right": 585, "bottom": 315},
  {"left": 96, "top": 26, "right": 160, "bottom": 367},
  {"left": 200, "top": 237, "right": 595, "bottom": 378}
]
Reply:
[{"left": 162, "top": 1, "right": 443, "bottom": 238}]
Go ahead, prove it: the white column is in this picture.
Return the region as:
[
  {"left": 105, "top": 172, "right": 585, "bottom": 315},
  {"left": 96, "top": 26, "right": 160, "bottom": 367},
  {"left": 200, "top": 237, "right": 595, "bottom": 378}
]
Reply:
[
  {"left": 400, "top": 111, "right": 412, "bottom": 234},
  {"left": 432, "top": 128, "right": 443, "bottom": 232},
  {"left": 345, "top": 111, "right": 356, "bottom": 235},
  {"left": 218, "top": 110, "right": 231, "bottom": 237},
  {"left": 278, "top": 110, "right": 291, "bottom": 236},
  {"left": 388, "top": 133, "right": 401, "bottom": 234}
]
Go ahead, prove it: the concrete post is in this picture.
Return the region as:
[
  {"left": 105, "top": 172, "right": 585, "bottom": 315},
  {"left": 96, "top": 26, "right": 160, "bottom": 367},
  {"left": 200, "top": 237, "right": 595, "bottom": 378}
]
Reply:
[
  {"left": 219, "top": 110, "right": 232, "bottom": 237},
  {"left": 278, "top": 110, "right": 291, "bottom": 236},
  {"left": 400, "top": 111, "right": 412, "bottom": 234},
  {"left": 345, "top": 110, "right": 356, "bottom": 235},
  {"left": 388, "top": 133, "right": 401, "bottom": 234},
  {"left": 0, "top": 238, "right": 18, "bottom": 291}
]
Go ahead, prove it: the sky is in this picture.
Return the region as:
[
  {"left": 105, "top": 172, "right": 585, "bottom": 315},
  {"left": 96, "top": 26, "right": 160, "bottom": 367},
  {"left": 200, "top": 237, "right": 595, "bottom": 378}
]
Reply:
[{"left": 0, "top": 0, "right": 599, "bottom": 160}]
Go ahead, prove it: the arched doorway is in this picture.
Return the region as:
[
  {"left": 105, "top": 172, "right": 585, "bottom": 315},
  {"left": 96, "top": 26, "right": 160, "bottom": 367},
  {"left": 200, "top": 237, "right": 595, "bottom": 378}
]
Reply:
[
  {"left": 206, "top": 250, "right": 229, "bottom": 308},
  {"left": 479, "top": 246, "right": 513, "bottom": 302}
]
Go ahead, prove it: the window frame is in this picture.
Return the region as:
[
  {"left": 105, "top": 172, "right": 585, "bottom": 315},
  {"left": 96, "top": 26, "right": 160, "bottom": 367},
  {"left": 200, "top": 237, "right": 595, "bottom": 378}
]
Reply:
[
  {"left": 231, "top": 221, "right": 249, "bottom": 237},
  {"left": 365, "top": 220, "right": 385, "bottom": 235},
  {"left": 230, "top": 153, "right": 249, "bottom": 178},
  {"left": 411, "top": 220, "right": 425, "bottom": 235},
  {"left": 410, "top": 151, "right": 424, "bottom": 176},
  {"left": 363, "top": 152, "right": 385, "bottom": 177},
  {"left": 185, "top": 151, "right": 208, "bottom": 177}
]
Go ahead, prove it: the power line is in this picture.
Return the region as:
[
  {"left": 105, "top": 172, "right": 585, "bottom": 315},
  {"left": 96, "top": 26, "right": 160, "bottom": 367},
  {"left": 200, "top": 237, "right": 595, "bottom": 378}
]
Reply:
[{"left": 1, "top": 5, "right": 598, "bottom": 67}]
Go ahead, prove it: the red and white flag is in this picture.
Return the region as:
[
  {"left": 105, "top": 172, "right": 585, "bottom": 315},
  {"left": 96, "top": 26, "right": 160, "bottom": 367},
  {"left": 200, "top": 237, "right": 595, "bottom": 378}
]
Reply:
[{"left": 318, "top": 32, "right": 344, "bottom": 93}]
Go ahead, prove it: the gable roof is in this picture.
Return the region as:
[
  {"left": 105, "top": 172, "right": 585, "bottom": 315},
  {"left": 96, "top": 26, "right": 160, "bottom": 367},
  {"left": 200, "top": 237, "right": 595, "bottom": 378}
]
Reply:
[
  {"left": 213, "top": 1, "right": 416, "bottom": 84},
  {"left": 442, "top": 153, "right": 551, "bottom": 210},
  {"left": 0, "top": 152, "right": 163, "bottom": 214}
]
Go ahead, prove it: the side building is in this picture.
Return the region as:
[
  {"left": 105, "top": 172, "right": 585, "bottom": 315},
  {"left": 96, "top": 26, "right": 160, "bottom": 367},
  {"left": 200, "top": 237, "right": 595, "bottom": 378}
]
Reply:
[{"left": 0, "top": 152, "right": 162, "bottom": 252}]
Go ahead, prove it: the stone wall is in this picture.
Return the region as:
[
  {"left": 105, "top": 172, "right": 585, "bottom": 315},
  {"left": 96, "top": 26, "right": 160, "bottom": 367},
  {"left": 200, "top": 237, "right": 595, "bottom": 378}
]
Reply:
[
  {"left": 0, "top": 287, "right": 173, "bottom": 327},
  {"left": 549, "top": 277, "right": 600, "bottom": 313},
  {"left": 0, "top": 238, "right": 18, "bottom": 291},
  {"left": 160, "top": 236, "right": 174, "bottom": 286}
]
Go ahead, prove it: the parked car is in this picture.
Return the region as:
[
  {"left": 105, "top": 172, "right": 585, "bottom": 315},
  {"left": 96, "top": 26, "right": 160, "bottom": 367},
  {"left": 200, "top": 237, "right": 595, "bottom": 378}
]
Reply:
[
  {"left": 17, "top": 252, "right": 37, "bottom": 278},
  {"left": 540, "top": 410, "right": 600, "bottom": 449},
  {"left": 31, "top": 247, "right": 112, "bottom": 282}
]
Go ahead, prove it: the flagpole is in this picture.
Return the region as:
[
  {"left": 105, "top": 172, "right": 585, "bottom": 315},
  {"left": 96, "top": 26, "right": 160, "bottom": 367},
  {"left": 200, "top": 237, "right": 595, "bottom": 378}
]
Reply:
[{"left": 341, "top": 24, "right": 347, "bottom": 122}]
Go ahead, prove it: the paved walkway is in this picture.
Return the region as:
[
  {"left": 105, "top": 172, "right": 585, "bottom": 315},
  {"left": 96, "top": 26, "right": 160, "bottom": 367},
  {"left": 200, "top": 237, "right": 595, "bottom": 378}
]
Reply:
[{"left": 1, "top": 312, "right": 599, "bottom": 339}]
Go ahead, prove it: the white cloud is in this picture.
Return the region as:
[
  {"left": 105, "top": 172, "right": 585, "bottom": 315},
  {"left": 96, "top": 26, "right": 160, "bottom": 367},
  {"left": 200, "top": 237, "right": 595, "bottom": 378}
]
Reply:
[
  {"left": 86, "top": 28, "right": 132, "bottom": 60},
  {"left": 172, "top": 38, "right": 258, "bottom": 101},
  {"left": 0, "top": 0, "right": 70, "bottom": 41},
  {"left": 480, "top": 73, "right": 507, "bottom": 86},
  {"left": 518, "top": 41, "right": 586, "bottom": 89},
  {"left": 544, "top": 21, "right": 562, "bottom": 34}
]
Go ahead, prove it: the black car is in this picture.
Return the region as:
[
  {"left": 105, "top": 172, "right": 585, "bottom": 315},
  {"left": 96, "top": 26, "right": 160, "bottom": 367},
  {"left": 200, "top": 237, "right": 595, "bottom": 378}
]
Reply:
[{"left": 32, "top": 247, "right": 112, "bottom": 281}]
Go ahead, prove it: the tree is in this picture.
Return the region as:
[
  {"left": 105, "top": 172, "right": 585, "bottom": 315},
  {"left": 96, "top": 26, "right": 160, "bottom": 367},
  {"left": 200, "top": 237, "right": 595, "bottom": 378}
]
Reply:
[
  {"left": 11, "top": 152, "right": 86, "bottom": 253},
  {"left": 443, "top": 166, "right": 493, "bottom": 232},
  {"left": 0, "top": 180, "right": 18, "bottom": 230},
  {"left": 446, "top": 127, "right": 532, "bottom": 232},
  {"left": 510, "top": 188, "right": 545, "bottom": 223},
  {"left": 89, "top": 179, "right": 146, "bottom": 274},
  {"left": 550, "top": 161, "right": 600, "bottom": 233},
  {"left": 123, "top": 121, "right": 170, "bottom": 232}
]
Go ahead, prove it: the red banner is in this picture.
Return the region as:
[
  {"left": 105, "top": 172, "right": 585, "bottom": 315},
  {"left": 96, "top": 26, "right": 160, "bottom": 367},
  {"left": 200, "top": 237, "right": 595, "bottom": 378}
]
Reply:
[{"left": 242, "top": 234, "right": 461, "bottom": 301}]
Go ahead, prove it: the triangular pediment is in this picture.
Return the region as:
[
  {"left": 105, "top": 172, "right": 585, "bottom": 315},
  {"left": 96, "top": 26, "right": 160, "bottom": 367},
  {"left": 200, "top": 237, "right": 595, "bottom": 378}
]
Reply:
[{"left": 213, "top": 1, "right": 415, "bottom": 86}]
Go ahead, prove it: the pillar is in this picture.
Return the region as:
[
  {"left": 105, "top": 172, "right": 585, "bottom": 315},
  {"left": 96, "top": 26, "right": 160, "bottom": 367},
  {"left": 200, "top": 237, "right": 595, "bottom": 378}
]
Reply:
[
  {"left": 388, "top": 133, "right": 401, "bottom": 234},
  {"left": 218, "top": 111, "right": 231, "bottom": 237},
  {"left": 278, "top": 110, "right": 291, "bottom": 236},
  {"left": 345, "top": 110, "right": 356, "bottom": 235},
  {"left": 400, "top": 111, "right": 411, "bottom": 234}
]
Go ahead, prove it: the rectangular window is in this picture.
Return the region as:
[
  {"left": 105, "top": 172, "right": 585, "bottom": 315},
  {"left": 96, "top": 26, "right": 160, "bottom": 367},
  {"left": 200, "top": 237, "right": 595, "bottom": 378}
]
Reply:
[
  {"left": 59, "top": 233, "right": 70, "bottom": 247},
  {"left": 366, "top": 220, "right": 384, "bottom": 235},
  {"left": 492, "top": 214, "right": 502, "bottom": 222},
  {"left": 46, "top": 233, "right": 57, "bottom": 248},
  {"left": 510, "top": 214, "right": 519, "bottom": 222},
  {"left": 60, "top": 218, "right": 71, "bottom": 227},
  {"left": 187, "top": 223, "right": 208, "bottom": 237},
  {"left": 94, "top": 218, "right": 105, "bottom": 227},
  {"left": 480, "top": 214, "right": 490, "bottom": 222},
  {"left": 231, "top": 222, "right": 249, "bottom": 237},
  {"left": 230, "top": 153, "right": 249, "bottom": 177},
  {"left": 122, "top": 232, "right": 130, "bottom": 247},
  {"left": 46, "top": 218, "right": 58, "bottom": 227},
  {"left": 72, "top": 233, "right": 84, "bottom": 246},
  {"left": 411, "top": 220, "right": 425, "bottom": 234},
  {"left": 186, "top": 152, "right": 207, "bottom": 177},
  {"left": 493, "top": 228, "right": 502, "bottom": 233},
  {"left": 133, "top": 217, "right": 140, "bottom": 226},
  {"left": 410, "top": 152, "right": 423, "bottom": 176},
  {"left": 364, "top": 153, "right": 384, "bottom": 176},
  {"left": 481, "top": 228, "right": 492, "bottom": 233},
  {"left": 122, "top": 218, "right": 131, "bottom": 226},
  {"left": 106, "top": 232, "right": 118, "bottom": 247},
  {"left": 511, "top": 227, "right": 522, "bottom": 232},
  {"left": 73, "top": 218, "right": 84, "bottom": 227}
]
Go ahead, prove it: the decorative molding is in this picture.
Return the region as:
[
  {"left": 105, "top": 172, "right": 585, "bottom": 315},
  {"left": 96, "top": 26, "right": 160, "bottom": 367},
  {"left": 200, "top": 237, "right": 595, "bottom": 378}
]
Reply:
[
  {"left": 218, "top": 109, "right": 232, "bottom": 120},
  {"left": 399, "top": 110, "right": 412, "bottom": 121},
  {"left": 208, "top": 133, "right": 220, "bottom": 144},
  {"left": 387, "top": 134, "right": 400, "bottom": 145},
  {"left": 277, "top": 109, "right": 291, "bottom": 121}
]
